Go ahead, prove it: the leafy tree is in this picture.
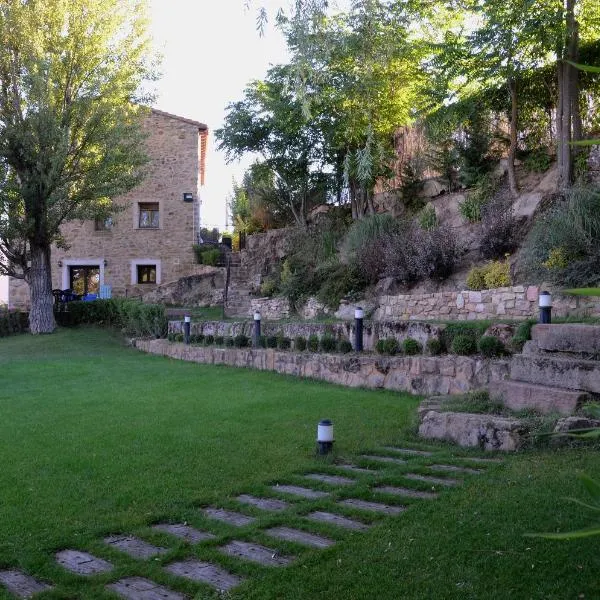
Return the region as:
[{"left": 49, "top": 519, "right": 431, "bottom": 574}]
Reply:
[{"left": 0, "top": 0, "right": 154, "bottom": 333}]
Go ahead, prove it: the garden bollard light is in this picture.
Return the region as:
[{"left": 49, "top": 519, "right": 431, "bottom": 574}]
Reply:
[
  {"left": 184, "top": 315, "right": 191, "bottom": 344},
  {"left": 539, "top": 291, "right": 552, "bottom": 324},
  {"left": 317, "top": 419, "right": 334, "bottom": 455},
  {"left": 354, "top": 307, "right": 364, "bottom": 352},
  {"left": 253, "top": 311, "right": 261, "bottom": 348}
]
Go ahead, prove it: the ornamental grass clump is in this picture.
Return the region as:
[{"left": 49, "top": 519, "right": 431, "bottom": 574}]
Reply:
[
  {"left": 451, "top": 334, "right": 478, "bottom": 355},
  {"left": 403, "top": 337, "right": 422, "bottom": 356},
  {"left": 319, "top": 335, "right": 337, "bottom": 353},
  {"left": 478, "top": 335, "right": 505, "bottom": 358},
  {"left": 338, "top": 339, "right": 353, "bottom": 353},
  {"left": 294, "top": 336, "right": 307, "bottom": 351}
]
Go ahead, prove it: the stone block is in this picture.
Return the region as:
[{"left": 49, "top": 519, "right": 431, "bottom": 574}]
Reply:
[
  {"left": 107, "top": 577, "right": 185, "bottom": 600},
  {"left": 56, "top": 550, "right": 113, "bottom": 575},
  {"left": 526, "top": 286, "right": 539, "bottom": 301},
  {"left": 375, "top": 486, "right": 438, "bottom": 499},
  {"left": 265, "top": 527, "right": 335, "bottom": 548},
  {"left": 202, "top": 508, "right": 256, "bottom": 527},
  {"left": 304, "top": 474, "right": 356, "bottom": 486},
  {"left": 489, "top": 380, "right": 588, "bottom": 415},
  {"left": 418, "top": 410, "right": 525, "bottom": 451},
  {"left": 338, "top": 499, "right": 405, "bottom": 515},
  {"left": 165, "top": 559, "right": 243, "bottom": 591},
  {"left": 236, "top": 495, "right": 290, "bottom": 511},
  {"left": 152, "top": 523, "right": 216, "bottom": 543},
  {"left": 271, "top": 484, "right": 329, "bottom": 499},
  {"left": 403, "top": 473, "right": 462, "bottom": 486},
  {"left": 219, "top": 541, "right": 294, "bottom": 567},
  {"left": 468, "top": 291, "right": 482, "bottom": 303},
  {"left": 0, "top": 570, "right": 53, "bottom": 598},
  {"left": 306, "top": 511, "right": 370, "bottom": 531},
  {"left": 531, "top": 324, "right": 600, "bottom": 354},
  {"left": 104, "top": 536, "right": 168, "bottom": 560},
  {"left": 360, "top": 455, "right": 407, "bottom": 465}
]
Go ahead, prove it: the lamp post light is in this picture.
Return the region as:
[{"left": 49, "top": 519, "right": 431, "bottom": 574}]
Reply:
[
  {"left": 539, "top": 291, "right": 552, "bottom": 324},
  {"left": 253, "top": 311, "right": 261, "bottom": 348},
  {"left": 354, "top": 307, "right": 364, "bottom": 352},
  {"left": 184, "top": 315, "right": 191, "bottom": 344},
  {"left": 317, "top": 419, "right": 334, "bottom": 455}
]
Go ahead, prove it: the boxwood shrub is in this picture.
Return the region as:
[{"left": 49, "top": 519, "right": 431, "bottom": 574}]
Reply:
[
  {"left": 403, "top": 337, "right": 422, "bottom": 356},
  {"left": 451, "top": 334, "right": 478, "bottom": 355},
  {"left": 307, "top": 334, "right": 319, "bottom": 352},
  {"left": 294, "top": 336, "right": 307, "bottom": 351}
]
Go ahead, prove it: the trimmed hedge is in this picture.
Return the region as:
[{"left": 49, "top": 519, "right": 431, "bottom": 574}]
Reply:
[{"left": 0, "top": 310, "right": 29, "bottom": 337}]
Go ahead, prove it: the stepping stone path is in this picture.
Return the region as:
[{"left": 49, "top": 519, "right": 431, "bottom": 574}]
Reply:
[
  {"left": 219, "top": 540, "right": 294, "bottom": 566},
  {"left": 265, "top": 526, "right": 335, "bottom": 548},
  {"left": 306, "top": 511, "right": 370, "bottom": 531},
  {"left": 428, "top": 464, "right": 482, "bottom": 475},
  {"left": 304, "top": 473, "right": 356, "bottom": 486},
  {"left": 237, "top": 494, "right": 290, "bottom": 511},
  {"left": 3, "top": 443, "right": 501, "bottom": 597},
  {"left": 107, "top": 577, "right": 185, "bottom": 600},
  {"left": 105, "top": 535, "right": 168, "bottom": 559},
  {"left": 403, "top": 473, "right": 462, "bottom": 487},
  {"left": 382, "top": 447, "right": 434, "bottom": 457},
  {"left": 0, "top": 570, "right": 52, "bottom": 598},
  {"left": 165, "top": 559, "right": 243, "bottom": 592},
  {"left": 56, "top": 549, "right": 113, "bottom": 575},
  {"left": 202, "top": 507, "right": 256, "bottom": 526},
  {"left": 338, "top": 499, "right": 405, "bottom": 515},
  {"left": 271, "top": 484, "right": 329, "bottom": 499},
  {"left": 375, "top": 486, "right": 438, "bottom": 500},
  {"left": 336, "top": 464, "right": 376, "bottom": 474},
  {"left": 152, "top": 523, "right": 216, "bottom": 543},
  {"left": 360, "top": 455, "right": 407, "bottom": 465}
]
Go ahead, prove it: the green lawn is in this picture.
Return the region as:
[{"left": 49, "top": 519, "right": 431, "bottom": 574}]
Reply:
[{"left": 0, "top": 328, "right": 598, "bottom": 599}]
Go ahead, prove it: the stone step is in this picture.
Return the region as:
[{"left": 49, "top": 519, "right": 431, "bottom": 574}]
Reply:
[
  {"left": 489, "top": 380, "right": 589, "bottom": 415},
  {"left": 381, "top": 446, "right": 434, "bottom": 457},
  {"left": 374, "top": 486, "right": 438, "bottom": 499},
  {"left": 0, "top": 570, "right": 53, "bottom": 598},
  {"left": 511, "top": 354, "right": 600, "bottom": 393},
  {"left": 152, "top": 523, "right": 216, "bottom": 543},
  {"left": 265, "top": 526, "right": 335, "bottom": 548},
  {"left": 360, "top": 455, "right": 407, "bottom": 466},
  {"left": 237, "top": 494, "right": 290, "bottom": 511},
  {"left": 271, "top": 484, "right": 330, "bottom": 499},
  {"left": 306, "top": 511, "right": 370, "bottom": 531},
  {"left": 336, "top": 464, "right": 378, "bottom": 475},
  {"left": 427, "top": 464, "right": 482, "bottom": 475},
  {"left": 531, "top": 324, "right": 600, "bottom": 355},
  {"left": 107, "top": 577, "right": 185, "bottom": 600},
  {"left": 104, "top": 536, "right": 168, "bottom": 560},
  {"left": 165, "top": 559, "right": 243, "bottom": 592},
  {"left": 56, "top": 550, "right": 113, "bottom": 575},
  {"left": 219, "top": 540, "right": 294, "bottom": 567},
  {"left": 403, "top": 473, "right": 462, "bottom": 487},
  {"left": 304, "top": 473, "right": 356, "bottom": 486},
  {"left": 338, "top": 499, "right": 405, "bottom": 515},
  {"left": 202, "top": 508, "right": 256, "bottom": 527}
]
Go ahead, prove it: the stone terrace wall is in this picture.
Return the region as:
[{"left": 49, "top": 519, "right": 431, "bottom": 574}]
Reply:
[
  {"left": 169, "top": 320, "right": 445, "bottom": 351},
  {"left": 137, "top": 339, "right": 510, "bottom": 396},
  {"left": 375, "top": 285, "right": 600, "bottom": 322}
]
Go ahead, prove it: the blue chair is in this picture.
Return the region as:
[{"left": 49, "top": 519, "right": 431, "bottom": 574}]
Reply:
[
  {"left": 99, "top": 285, "right": 112, "bottom": 299},
  {"left": 82, "top": 293, "right": 97, "bottom": 302}
]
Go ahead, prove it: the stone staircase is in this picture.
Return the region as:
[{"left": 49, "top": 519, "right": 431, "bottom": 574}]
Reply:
[
  {"left": 224, "top": 253, "right": 255, "bottom": 318},
  {"left": 419, "top": 324, "right": 600, "bottom": 451},
  {"left": 489, "top": 323, "right": 600, "bottom": 414}
]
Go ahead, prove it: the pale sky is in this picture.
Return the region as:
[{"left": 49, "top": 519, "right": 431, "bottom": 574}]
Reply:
[{"left": 149, "top": 0, "right": 289, "bottom": 231}]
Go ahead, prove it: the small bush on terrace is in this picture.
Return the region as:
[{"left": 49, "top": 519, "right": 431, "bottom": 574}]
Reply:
[
  {"left": 376, "top": 338, "right": 400, "bottom": 355},
  {"left": 426, "top": 338, "right": 443, "bottom": 355},
  {"left": 451, "top": 334, "right": 478, "bottom": 355},
  {"left": 338, "top": 339, "right": 353, "bottom": 353},
  {"left": 266, "top": 335, "right": 278, "bottom": 349},
  {"left": 480, "top": 200, "right": 516, "bottom": 260},
  {"left": 0, "top": 310, "right": 28, "bottom": 337},
  {"left": 277, "top": 336, "right": 291, "bottom": 350},
  {"left": 234, "top": 334, "right": 249, "bottom": 348},
  {"left": 307, "top": 335, "right": 319, "bottom": 352},
  {"left": 466, "top": 259, "right": 511, "bottom": 290},
  {"left": 294, "top": 336, "right": 307, "bottom": 351},
  {"left": 478, "top": 335, "right": 505, "bottom": 357},
  {"left": 403, "top": 338, "right": 422, "bottom": 355},
  {"left": 319, "top": 335, "right": 337, "bottom": 353}
]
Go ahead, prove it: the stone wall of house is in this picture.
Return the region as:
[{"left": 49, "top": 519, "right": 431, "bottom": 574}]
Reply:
[
  {"left": 6, "top": 277, "right": 29, "bottom": 309},
  {"left": 47, "top": 109, "right": 206, "bottom": 299},
  {"left": 136, "top": 339, "right": 510, "bottom": 396},
  {"left": 169, "top": 319, "right": 445, "bottom": 351},
  {"left": 374, "top": 286, "right": 600, "bottom": 321}
]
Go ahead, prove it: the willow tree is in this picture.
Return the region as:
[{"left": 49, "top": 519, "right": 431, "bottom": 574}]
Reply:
[{"left": 0, "top": 0, "right": 153, "bottom": 333}]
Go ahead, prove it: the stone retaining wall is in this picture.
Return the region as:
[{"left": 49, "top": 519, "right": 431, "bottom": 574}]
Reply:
[
  {"left": 375, "top": 285, "right": 600, "bottom": 321},
  {"left": 169, "top": 320, "right": 445, "bottom": 351},
  {"left": 136, "top": 339, "right": 510, "bottom": 396}
]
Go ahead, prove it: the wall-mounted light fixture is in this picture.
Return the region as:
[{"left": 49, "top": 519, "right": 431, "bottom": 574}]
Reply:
[
  {"left": 103, "top": 259, "right": 108, "bottom": 267},
  {"left": 58, "top": 260, "right": 63, "bottom": 267},
  {"left": 183, "top": 192, "right": 194, "bottom": 202}
]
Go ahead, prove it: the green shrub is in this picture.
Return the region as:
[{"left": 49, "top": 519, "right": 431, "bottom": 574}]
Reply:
[
  {"left": 193, "top": 245, "right": 221, "bottom": 266},
  {"left": 451, "top": 334, "right": 478, "bottom": 355},
  {"left": 234, "top": 334, "right": 249, "bottom": 348},
  {"left": 478, "top": 335, "right": 505, "bottom": 357},
  {"left": 190, "top": 334, "right": 205, "bottom": 345},
  {"left": 266, "top": 335, "right": 278, "bottom": 349},
  {"left": 426, "top": 338, "right": 443, "bottom": 355},
  {"left": 307, "top": 334, "right": 319, "bottom": 352},
  {"left": 277, "top": 336, "right": 291, "bottom": 350},
  {"left": 466, "top": 266, "right": 487, "bottom": 290},
  {"left": 294, "top": 336, "right": 307, "bottom": 351},
  {"left": 319, "top": 335, "right": 337, "bottom": 353},
  {"left": 225, "top": 336, "right": 235, "bottom": 347},
  {"left": 466, "top": 260, "right": 511, "bottom": 290},
  {"left": 315, "top": 261, "right": 365, "bottom": 309},
  {"left": 419, "top": 204, "right": 438, "bottom": 231},
  {"left": 459, "top": 194, "right": 485, "bottom": 222},
  {"left": 338, "top": 339, "right": 353, "bottom": 353},
  {"left": 403, "top": 337, "right": 422, "bottom": 356},
  {"left": 260, "top": 276, "right": 279, "bottom": 297},
  {"left": 167, "top": 332, "right": 176, "bottom": 342},
  {"left": 523, "top": 149, "right": 552, "bottom": 173},
  {"left": 511, "top": 319, "right": 535, "bottom": 352},
  {"left": 443, "top": 322, "right": 489, "bottom": 348},
  {"left": 258, "top": 335, "right": 267, "bottom": 348},
  {"left": 376, "top": 338, "right": 401, "bottom": 355},
  {"left": 174, "top": 333, "right": 184, "bottom": 343},
  {"left": 214, "top": 335, "right": 225, "bottom": 346},
  {"left": 375, "top": 339, "right": 387, "bottom": 354},
  {"left": 205, "top": 334, "right": 215, "bottom": 345}
]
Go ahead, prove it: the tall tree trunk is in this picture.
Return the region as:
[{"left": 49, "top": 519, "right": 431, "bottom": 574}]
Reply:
[
  {"left": 28, "top": 243, "right": 56, "bottom": 334},
  {"left": 366, "top": 188, "right": 376, "bottom": 215},
  {"left": 507, "top": 77, "right": 519, "bottom": 197}
]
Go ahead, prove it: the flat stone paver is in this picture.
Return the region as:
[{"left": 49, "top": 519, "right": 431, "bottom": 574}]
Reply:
[
  {"left": 456, "top": 456, "right": 503, "bottom": 464},
  {"left": 382, "top": 446, "right": 434, "bottom": 457},
  {"left": 271, "top": 485, "right": 329, "bottom": 499},
  {"left": 360, "top": 455, "right": 407, "bottom": 465},
  {"left": 237, "top": 494, "right": 290, "bottom": 511},
  {"left": 165, "top": 559, "right": 243, "bottom": 592},
  {"left": 0, "top": 570, "right": 53, "bottom": 598},
  {"left": 56, "top": 549, "right": 113, "bottom": 575},
  {"left": 336, "top": 464, "right": 376, "bottom": 474},
  {"left": 107, "top": 577, "right": 186, "bottom": 600},
  {"left": 375, "top": 486, "right": 438, "bottom": 499},
  {"left": 152, "top": 523, "right": 216, "bottom": 544},
  {"left": 219, "top": 541, "right": 294, "bottom": 567},
  {"left": 306, "top": 511, "right": 370, "bottom": 531},
  {"left": 202, "top": 508, "right": 256, "bottom": 527},
  {"left": 428, "top": 464, "right": 482, "bottom": 475},
  {"left": 338, "top": 499, "right": 405, "bottom": 515},
  {"left": 104, "top": 536, "right": 168, "bottom": 560},
  {"left": 304, "top": 474, "right": 356, "bottom": 486},
  {"left": 265, "top": 527, "right": 335, "bottom": 548},
  {"left": 403, "top": 473, "right": 462, "bottom": 487}
]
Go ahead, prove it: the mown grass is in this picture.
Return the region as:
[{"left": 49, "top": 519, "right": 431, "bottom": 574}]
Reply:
[{"left": 0, "top": 328, "right": 599, "bottom": 599}]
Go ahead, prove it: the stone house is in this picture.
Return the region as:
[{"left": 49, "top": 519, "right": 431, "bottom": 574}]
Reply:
[{"left": 3, "top": 108, "right": 208, "bottom": 308}]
